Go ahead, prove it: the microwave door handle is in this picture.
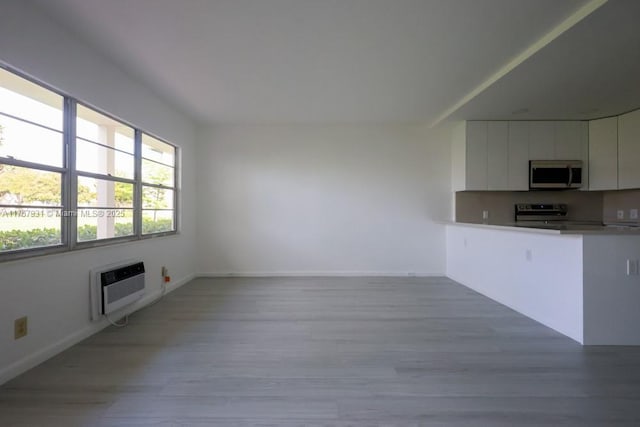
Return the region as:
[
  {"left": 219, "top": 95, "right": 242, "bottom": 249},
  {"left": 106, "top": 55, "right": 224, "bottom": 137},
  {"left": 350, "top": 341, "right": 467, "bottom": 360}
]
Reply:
[{"left": 568, "top": 165, "right": 573, "bottom": 187}]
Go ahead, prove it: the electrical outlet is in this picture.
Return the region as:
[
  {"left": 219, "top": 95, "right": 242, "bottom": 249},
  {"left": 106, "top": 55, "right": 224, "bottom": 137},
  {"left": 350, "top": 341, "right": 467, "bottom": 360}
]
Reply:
[
  {"left": 617, "top": 210, "right": 625, "bottom": 220},
  {"left": 525, "top": 249, "right": 533, "bottom": 262},
  {"left": 14, "top": 316, "right": 28, "bottom": 340},
  {"left": 630, "top": 209, "right": 638, "bottom": 220},
  {"left": 482, "top": 210, "right": 489, "bottom": 222},
  {"left": 161, "top": 266, "right": 168, "bottom": 277}
]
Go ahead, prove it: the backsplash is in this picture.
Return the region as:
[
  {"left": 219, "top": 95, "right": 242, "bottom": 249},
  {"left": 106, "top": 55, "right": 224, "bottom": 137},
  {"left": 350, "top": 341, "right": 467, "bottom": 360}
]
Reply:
[
  {"left": 603, "top": 189, "right": 640, "bottom": 225},
  {"left": 456, "top": 189, "right": 640, "bottom": 225},
  {"left": 455, "top": 191, "right": 604, "bottom": 224}
]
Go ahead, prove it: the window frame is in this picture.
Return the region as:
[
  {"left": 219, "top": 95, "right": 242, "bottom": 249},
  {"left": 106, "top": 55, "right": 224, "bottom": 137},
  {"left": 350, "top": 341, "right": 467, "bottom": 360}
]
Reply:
[
  {"left": 140, "top": 132, "right": 178, "bottom": 237},
  {"left": 0, "top": 64, "right": 179, "bottom": 262}
]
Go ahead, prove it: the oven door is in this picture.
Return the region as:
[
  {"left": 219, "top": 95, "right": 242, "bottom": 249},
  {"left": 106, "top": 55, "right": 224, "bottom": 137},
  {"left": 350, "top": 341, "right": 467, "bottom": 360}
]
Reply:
[{"left": 529, "top": 160, "right": 582, "bottom": 189}]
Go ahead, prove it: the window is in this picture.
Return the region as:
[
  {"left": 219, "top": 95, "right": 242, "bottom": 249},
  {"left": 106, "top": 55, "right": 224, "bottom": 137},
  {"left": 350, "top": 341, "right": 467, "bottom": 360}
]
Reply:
[
  {"left": 0, "top": 66, "right": 179, "bottom": 259},
  {"left": 0, "top": 68, "right": 65, "bottom": 252},
  {"left": 76, "top": 105, "right": 136, "bottom": 242},
  {"left": 141, "top": 134, "right": 176, "bottom": 234}
]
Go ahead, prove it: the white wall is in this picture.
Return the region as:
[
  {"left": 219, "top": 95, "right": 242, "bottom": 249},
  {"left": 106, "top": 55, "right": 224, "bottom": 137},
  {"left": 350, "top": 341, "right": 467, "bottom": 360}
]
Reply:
[
  {"left": 0, "top": 1, "right": 197, "bottom": 384},
  {"left": 196, "top": 124, "right": 452, "bottom": 276}
]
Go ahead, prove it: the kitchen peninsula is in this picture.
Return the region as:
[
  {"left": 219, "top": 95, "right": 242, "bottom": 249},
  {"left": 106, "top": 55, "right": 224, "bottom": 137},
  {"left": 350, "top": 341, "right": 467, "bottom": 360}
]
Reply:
[{"left": 446, "top": 222, "right": 640, "bottom": 345}]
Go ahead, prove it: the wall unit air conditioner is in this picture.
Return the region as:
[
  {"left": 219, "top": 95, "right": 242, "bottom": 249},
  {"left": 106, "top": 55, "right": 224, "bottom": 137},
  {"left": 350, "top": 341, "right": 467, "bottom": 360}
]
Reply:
[{"left": 90, "top": 260, "right": 145, "bottom": 321}]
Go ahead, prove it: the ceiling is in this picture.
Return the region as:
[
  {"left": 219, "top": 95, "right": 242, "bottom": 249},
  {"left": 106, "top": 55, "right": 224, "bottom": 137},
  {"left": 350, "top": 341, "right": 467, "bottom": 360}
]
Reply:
[{"left": 31, "top": 0, "right": 640, "bottom": 125}]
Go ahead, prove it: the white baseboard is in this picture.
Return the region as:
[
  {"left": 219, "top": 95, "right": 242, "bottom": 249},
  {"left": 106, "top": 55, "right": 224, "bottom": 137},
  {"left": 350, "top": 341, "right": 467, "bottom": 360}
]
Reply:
[
  {"left": 198, "top": 271, "right": 443, "bottom": 278},
  {"left": 133, "top": 273, "right": 195, "bottom": 307},
  {"left": 0, "top": 273, "right": 194, "bottom": 386}
]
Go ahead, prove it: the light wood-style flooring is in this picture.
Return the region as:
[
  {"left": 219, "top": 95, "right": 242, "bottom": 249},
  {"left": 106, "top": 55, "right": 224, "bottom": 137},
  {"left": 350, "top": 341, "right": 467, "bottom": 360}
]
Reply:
[{"left": 2, "top": 277, "right": 640, "bottom": 426}]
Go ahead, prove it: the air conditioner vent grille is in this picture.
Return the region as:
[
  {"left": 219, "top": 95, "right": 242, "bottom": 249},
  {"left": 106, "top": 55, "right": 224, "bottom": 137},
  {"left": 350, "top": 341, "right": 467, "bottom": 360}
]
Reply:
[
  {"left": 90, "top": 260, "right": 145, "bottom": 321},
  {"left": 105, "top": 276, "right": 145, "bottom": 305}
]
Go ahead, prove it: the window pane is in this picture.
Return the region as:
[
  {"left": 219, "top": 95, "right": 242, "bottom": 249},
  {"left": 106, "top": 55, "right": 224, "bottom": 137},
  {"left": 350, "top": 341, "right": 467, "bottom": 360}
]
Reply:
[
  {"left": 0, "top": 114, "right": 63, "bottom": 167},
  {"left": 142, "top": 210, "right": 174, "bottom": 234},
  {"left": 76, "top": 105, "right": 134, "bottom": 153},
  {"left": 77, "top": 208, "right": 134, "bottom": 242},
  {"left": 76, "top": 139, "right": 134, "bottom": 179},
  {"left": 77, "top": 176, "right": 133, "bottom": 208},
  {"left": 0, "top": 68, "right": 63, "bottom": 131},
  {"left": 0, "top": 166, "right": 61, "bottom": 206},
  {"left": 142, "top": 186, "right": 173, "bottom": 210},
  {"left": 142, "top": 134, "right": 174, "bottom": 166},
  {"left": 0, "top": 207, "right": 62, "bottom": 251},
  {"left": 142, "top": 159, "right": 174, "bottom": 187}
]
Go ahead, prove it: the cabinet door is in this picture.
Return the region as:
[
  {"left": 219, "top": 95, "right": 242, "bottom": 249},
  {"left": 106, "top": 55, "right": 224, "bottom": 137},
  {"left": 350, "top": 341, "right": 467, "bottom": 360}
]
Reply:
[
  {"left": 487, "top": 122, "right": 508, "bottom": 190},
  {"left": 589, "top": 117, "right": 618, "bottom": 190},
  {"left": 618, "top": 109, "right": 640, "bottom": 189},
  {"left": 507, "top": 121, "right": 529, "bottom": 190},
  {"left": 554, "top": 121, "right": 583, "bottom": 159},
  {"left": 465, "top": 121, "right": 488, "bottom": 190},
  {"left": 579, "top": 121, "right": 589, "bottom": 189},
  {"left": 528, "top": 121, "right": 555, "bottom": 160}
]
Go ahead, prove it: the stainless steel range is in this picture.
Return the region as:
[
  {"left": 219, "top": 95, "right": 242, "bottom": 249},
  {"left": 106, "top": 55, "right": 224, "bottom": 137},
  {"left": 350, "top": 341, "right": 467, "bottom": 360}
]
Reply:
[
  {"left": 514, "top": 203, "right": 608, "bottom": 230},
  {"left": 515, "top": 203, "right": 568, "bottom": 223}
]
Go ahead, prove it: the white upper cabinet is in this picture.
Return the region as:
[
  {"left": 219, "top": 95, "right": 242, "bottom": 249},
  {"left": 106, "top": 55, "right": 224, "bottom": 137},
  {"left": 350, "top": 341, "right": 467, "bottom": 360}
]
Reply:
[
  {"left": 465, "top": 121, "right": 488, "bottom": 190},
  {"left": 586, "top": 109, "right": 640, "bottom": 191},
  {"left": 618, "top": 109, "right": 640, "bottom": 190},
  {"left": 528, "top": 121, "right": 587, "bottom": 161},
  {"left": 554, "top": 121, "right": 584, "bottom": 160},
  {"left": 528, "top": 122, "right": 555, "bottom": 160},
  {"left": 507, "top": 121, "right": 529, "bottom": 190},
  {"left": 486, "top": 122, "right": 509, "bottom": 190},
  {"left": 588, "top": 117, "right": 618, "bottom": 190},
  {"left": 457, "top": 120, "right": 588, "bottom": 191},
  {"left": 463, "top": 121, "right": 510, "bottom": 191},
  {"left": 455, "top": 112, "right": 640, "bottom": 192}
]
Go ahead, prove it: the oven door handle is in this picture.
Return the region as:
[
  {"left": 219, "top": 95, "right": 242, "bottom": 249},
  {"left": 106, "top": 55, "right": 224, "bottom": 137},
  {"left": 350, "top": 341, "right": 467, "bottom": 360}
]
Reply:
[{"left": 567, "top": 165, "right": 573, "bottom": 187}]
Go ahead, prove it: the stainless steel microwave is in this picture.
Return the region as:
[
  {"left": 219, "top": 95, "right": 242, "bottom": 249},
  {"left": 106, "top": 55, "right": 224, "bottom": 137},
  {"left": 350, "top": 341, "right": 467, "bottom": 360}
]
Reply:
[{"left": 529, "top": 160, "right": 583, "bottom": 189}]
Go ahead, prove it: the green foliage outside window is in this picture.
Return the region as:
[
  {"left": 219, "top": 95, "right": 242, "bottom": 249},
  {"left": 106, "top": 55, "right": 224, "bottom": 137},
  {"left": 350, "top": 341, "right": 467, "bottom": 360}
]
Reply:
[
  {"left": 0, "top": 218, "right": 173, "bottom": 250},
  {"left": 0, "top": 166, "right": 60, "bottom": 204}
]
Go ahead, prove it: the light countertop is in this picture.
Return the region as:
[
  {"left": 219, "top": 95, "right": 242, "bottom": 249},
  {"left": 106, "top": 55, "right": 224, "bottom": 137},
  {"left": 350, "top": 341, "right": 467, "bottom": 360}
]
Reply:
[{"left": 444, "top": 221, "right": 640, "bottom": 235}]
